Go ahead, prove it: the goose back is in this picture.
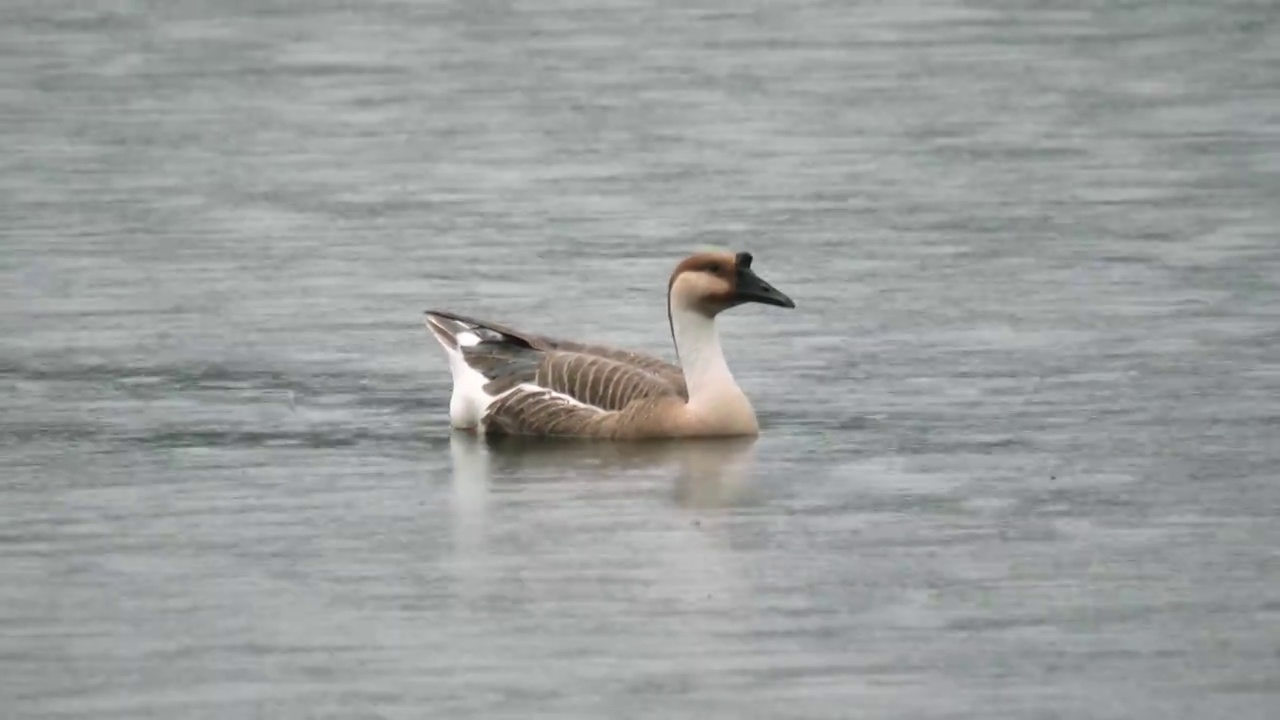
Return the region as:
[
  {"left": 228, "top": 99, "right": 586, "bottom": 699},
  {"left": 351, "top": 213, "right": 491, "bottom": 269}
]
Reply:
[{"left": 425, "top": 310, "right": 688, "bottom": 436}]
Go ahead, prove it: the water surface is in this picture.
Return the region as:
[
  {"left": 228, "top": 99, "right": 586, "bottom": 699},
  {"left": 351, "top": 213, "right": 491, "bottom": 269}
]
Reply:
[{"left": 3, "top": 0, "right": 1279, "bottom": 718}]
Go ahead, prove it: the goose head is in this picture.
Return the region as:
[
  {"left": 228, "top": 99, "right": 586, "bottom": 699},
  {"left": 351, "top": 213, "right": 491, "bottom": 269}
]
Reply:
[{"left": 668, "top": 251, "right": 795, "bottom": 317}]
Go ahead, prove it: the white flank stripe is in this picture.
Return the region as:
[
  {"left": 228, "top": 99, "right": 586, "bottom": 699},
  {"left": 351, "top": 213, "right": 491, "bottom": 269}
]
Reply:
[{"left": 513, "top": 383, "right": 606, "bottom": 414}]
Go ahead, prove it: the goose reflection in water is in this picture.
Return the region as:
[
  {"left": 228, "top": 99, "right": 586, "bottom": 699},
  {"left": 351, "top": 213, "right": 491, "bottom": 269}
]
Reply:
[
  {"left": 448, "top": 432, "right": 761, "bottom": 510},
  {"left": 441, "top": 433, "right": 763, "bottom": 658}
]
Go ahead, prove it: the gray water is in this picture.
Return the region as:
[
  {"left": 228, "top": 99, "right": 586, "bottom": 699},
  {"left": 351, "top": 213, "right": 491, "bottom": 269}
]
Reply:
[{"left": 3, "top": 1, "right": 1279, "bottom": 718}]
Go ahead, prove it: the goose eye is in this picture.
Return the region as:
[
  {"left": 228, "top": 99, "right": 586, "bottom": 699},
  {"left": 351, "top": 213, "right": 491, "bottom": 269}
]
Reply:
[{"left": 705, "top": 263, "right": 723, "bottom": 275}]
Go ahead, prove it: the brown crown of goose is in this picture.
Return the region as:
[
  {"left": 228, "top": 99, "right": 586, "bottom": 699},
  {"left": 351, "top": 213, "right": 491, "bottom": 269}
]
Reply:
[{"left": 667, "top": 251, "right": 741, "bottom": 314}]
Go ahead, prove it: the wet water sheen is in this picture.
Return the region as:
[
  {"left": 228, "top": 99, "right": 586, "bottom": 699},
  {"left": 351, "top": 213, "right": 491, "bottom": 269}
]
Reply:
[{"left": 3, "top": 0, "right": 1280, "bottom": 718}]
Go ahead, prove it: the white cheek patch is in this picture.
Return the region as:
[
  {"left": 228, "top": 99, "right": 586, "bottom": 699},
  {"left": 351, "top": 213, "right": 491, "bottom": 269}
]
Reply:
[
  {"left": 672, "top": 270, "right": 732, "bottom": 306},
  {"left": 455, "top": 331, "right": 482, "bottom": 348}
]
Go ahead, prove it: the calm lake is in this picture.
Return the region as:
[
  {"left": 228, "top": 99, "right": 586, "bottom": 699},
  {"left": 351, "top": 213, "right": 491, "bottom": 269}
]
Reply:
[{"left": 2, "top": 0, "right": 1279, "bottom": 718}]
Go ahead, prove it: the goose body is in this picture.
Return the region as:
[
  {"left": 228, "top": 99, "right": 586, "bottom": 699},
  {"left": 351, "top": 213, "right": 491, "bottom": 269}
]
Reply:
[{"left": 424, "top": 251, "right": 794, "bottom": 439}]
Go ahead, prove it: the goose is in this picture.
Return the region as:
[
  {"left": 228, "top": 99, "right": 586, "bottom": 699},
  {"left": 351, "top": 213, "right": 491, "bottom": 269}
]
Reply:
[{"left": 424, "top": 250, "right": 794, "bottom": 439}]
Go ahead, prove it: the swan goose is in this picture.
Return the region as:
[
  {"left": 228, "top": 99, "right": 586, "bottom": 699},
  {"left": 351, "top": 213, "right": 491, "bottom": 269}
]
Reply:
[{"left": 424, "top": 250, "right": 794, "bottom": 439}]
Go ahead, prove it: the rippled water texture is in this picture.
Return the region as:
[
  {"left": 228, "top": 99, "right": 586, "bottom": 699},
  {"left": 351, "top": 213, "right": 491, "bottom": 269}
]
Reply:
[{"left": 3, "top": 0, "right": 1279, "bottom": 718}]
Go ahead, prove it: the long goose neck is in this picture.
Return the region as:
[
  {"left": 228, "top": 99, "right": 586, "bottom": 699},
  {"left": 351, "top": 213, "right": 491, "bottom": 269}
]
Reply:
[{"left": 668, "top": 301, "right": 739, "bottom": 403}]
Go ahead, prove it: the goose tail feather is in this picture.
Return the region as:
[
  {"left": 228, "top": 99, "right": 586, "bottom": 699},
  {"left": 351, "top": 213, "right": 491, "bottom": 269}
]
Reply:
[{"left": 423, "top": 311, "right": 501, "bottom": 430}]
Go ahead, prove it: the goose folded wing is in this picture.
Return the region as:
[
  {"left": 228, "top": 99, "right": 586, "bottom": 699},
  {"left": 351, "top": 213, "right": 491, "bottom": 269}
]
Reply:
[
  {"left": 482, "top": 386, "right": 607, "bottom": 437},
  {"left": 480, "top": 349, "right": 682, "bottom": 411},
  {"left": 538, "top": 339, "right": 685, "bottom": 395},
  {"left": 427, "top": 309, "right": 686, "bottom": 400}
]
